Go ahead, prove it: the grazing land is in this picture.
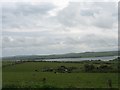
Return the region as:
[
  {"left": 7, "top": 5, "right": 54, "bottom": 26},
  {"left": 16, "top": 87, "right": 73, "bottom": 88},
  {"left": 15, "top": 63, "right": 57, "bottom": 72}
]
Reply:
[{"left": 2, "top": 57, "right": 119, "bottom": 89}]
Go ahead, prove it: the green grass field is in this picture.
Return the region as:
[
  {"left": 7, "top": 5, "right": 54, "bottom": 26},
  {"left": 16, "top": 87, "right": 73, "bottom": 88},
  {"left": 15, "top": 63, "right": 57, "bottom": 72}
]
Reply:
[
  {"left": 2, "top": 61, "right": 119, "bottom": 88},
  {"left": 3, "top": 72, "right": 118, "bottom": 88}
]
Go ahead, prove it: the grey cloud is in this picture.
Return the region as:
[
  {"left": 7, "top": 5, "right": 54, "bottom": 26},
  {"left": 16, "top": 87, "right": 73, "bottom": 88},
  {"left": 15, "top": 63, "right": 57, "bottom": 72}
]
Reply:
[
  {"left": 2, "top": 2, "right": 118, "bottom": 57},
  {"left": 80, "top": 9, "right": 95, "bottom": 17},
  {"left": 63, "top": 34, "right": 117, "bottom": 48},
  {"left": 56, "top": 3, "right": 80, "bottom": 27},
  {"left": 2, "top": 33, "right": 118, "bottom": 56},
  {"left": 2, "top": 36, "right": 62, "bottom": 49},
  {"left": 56, "top": 2, "right": 117, "bottom": 29},
  {"left": 2, "top": 2, "right": 56, "bottom": 30},
  {"left": 2, "top": 2, "right": 55, "bottom": 16}
]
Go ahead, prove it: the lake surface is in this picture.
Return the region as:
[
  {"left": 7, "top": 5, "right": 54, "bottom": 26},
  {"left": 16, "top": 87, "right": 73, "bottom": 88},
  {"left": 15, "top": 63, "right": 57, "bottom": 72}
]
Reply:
[{"left": 43, "top": 56, "right": 118, "bottom": 61}]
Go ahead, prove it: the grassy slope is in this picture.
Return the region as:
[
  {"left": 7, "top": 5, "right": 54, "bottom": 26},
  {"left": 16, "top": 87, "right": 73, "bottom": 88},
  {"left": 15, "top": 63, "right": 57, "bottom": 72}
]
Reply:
[{"left": 2, "top": 62, "right": 119, "bottom": 88}]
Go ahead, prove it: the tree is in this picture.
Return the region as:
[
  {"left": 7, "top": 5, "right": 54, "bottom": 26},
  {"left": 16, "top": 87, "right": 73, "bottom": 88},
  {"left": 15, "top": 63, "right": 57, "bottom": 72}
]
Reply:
[{"left": 84, "top": 64, "right": 95, "bottom": 72}]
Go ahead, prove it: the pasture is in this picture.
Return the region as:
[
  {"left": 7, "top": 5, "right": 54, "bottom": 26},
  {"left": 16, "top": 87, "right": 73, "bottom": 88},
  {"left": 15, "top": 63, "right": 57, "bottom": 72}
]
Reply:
[{"left": 2, "top": 60, "right": 119, "bottom": 88}]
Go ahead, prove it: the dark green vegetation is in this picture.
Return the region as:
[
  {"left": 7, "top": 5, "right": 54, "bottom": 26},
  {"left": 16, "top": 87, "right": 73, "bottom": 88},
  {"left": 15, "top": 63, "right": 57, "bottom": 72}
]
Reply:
[
  {"left": 2, "top": 57, "right": 119, "bottom": 88},
  {"left": 2, "top": 51, "right": 118, "bottom": 61}
]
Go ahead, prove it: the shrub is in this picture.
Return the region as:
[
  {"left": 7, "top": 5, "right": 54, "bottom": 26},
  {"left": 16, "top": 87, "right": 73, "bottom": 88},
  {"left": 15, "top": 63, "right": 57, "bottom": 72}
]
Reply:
[{"left": 84, "top": 64, "right": 95, "bottom": 72}]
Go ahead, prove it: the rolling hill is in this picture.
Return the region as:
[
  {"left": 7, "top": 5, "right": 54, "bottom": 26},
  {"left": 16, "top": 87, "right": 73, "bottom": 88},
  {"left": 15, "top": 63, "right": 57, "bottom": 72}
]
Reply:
[{"left": 2, "top": 51, "right": 118, "bottom": 61}]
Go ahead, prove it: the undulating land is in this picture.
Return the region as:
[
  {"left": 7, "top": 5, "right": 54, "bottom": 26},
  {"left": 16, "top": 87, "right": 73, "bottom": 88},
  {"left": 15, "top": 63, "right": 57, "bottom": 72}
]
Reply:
[{"left": 2, "top": 57, "right": 119, "bottom": 89}]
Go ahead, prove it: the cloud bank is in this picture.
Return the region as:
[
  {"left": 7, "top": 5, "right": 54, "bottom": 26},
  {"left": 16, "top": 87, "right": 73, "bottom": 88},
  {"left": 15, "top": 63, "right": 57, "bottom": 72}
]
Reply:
[{"left": 1, "top": 1, "right": 118, "bottom": 57}]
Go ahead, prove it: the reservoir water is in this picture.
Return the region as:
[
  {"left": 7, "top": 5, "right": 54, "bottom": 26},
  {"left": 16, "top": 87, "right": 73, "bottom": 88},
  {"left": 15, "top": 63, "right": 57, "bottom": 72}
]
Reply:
[{"left": 43, "top": 56, "right": 118, "bottom": 61}]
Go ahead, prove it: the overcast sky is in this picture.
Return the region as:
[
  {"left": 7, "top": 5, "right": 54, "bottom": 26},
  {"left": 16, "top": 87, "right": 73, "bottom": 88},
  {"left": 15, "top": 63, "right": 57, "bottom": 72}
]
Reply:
[{"left": 1, "top": 0, "right": 118, "bottom": 57}]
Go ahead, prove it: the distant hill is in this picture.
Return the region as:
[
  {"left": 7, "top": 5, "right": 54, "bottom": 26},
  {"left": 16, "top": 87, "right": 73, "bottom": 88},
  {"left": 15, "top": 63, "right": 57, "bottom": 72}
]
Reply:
[{"left": 2, "top": 51, "right": 118, "bottom": 61}]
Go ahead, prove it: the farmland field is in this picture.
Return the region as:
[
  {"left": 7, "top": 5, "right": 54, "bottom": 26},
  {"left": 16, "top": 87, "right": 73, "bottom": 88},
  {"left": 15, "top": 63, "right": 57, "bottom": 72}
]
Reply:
[{"left": 2, "top": 60, "right": 119, "bottom": 89}]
